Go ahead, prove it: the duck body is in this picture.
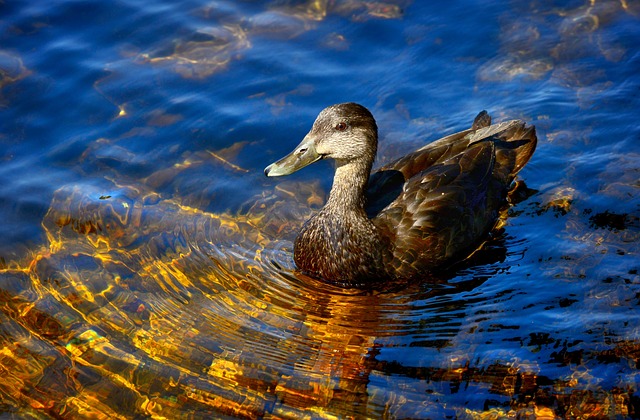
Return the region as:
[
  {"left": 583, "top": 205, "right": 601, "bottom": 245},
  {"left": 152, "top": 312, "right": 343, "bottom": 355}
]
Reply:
[{"left": 265, "top": 103, "right": 537, "bottom": 285}]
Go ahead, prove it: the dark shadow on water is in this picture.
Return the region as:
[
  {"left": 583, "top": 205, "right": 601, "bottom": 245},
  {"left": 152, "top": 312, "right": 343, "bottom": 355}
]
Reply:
[{"left": 588, "top": 209, "right": 639, "bottom": 232}]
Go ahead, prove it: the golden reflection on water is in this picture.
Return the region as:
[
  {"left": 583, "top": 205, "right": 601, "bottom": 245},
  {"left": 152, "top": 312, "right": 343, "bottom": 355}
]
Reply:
[
  {"left": 1, "top": 166, "right": 638, "bottom": 419},
  {"left": 3, "top": 174, "right": 404, "bottom": 417},
  {"left": 2, "top": 171, "right": 637, "bottom": 417},
  {"left": 0, "top": 177, "right": 522, "bottom": 417}
]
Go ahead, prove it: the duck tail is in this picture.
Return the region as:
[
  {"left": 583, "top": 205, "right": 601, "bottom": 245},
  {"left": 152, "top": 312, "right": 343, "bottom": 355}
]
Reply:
[
  {"left": 509, "top": 123, "right": 537, "bottom": 177},
  {"left": 469, "top": 119, "right": 537, "bottom": 183},
  {"left": 472, "top": 110, "right": 492, "bottom": 130}
]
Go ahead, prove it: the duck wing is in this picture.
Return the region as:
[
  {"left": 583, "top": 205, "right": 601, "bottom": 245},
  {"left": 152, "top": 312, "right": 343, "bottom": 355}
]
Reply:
[
  {"left": 365, "top": 129, "right": 476, "bottom": 217},
  {"left": 368, "top": 118, "right": 537, "bottom": 278},
  {"left": 365, "top": 111, "right": 493, "bottom": 217}
]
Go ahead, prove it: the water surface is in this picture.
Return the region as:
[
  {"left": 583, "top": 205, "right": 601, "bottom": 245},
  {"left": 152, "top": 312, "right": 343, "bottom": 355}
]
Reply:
[{"left": 1, "top": 0, "right": 639, "bottom": 418}]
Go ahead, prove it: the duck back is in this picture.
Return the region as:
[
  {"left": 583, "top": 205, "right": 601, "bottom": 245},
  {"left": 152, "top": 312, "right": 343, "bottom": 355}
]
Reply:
[{"left": 368, "top": 117, "right": 537, "bottom": 279}]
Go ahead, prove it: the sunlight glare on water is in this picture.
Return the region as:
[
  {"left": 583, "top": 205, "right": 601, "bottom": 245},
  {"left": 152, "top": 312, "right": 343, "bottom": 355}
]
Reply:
[{"left": 1, "top": 0, "right": 639, "bottom": 418}]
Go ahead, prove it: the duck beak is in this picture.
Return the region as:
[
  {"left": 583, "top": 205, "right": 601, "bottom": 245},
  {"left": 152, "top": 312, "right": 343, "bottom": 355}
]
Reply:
[{"left": 264, "top": 135, "right": 322, "bottom": 177}]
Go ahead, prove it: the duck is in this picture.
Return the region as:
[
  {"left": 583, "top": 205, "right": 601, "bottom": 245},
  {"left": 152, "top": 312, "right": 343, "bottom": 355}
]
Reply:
[{"left": 264, "top": 103, "right": 537, "bottom": 286}]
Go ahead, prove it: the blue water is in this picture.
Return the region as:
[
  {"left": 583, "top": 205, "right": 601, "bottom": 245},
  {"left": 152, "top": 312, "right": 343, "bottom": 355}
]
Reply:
[{"left": 1, "top": 0, "right": 639, "bottom": 418}]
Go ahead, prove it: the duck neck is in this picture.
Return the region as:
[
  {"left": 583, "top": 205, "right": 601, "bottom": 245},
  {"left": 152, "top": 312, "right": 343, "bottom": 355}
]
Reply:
[{"left": 325, "top": 158, "right": 372, "bottom": 213}]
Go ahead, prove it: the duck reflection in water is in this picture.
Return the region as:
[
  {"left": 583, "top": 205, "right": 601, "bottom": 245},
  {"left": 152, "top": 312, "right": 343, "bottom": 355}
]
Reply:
[{"left": 265, "top": 103, "right": 537, "bottom": 286}]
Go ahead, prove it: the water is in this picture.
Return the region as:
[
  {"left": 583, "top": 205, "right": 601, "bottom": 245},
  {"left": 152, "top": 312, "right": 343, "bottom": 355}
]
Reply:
[{"left": 1, "top": 0, "right": 639, "bottom": 418}]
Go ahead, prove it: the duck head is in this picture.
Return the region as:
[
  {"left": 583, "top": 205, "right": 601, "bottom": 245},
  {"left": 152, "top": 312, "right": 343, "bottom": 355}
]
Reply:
[{"left": 264, "top": 103, "right": 378, "bottom": 177}]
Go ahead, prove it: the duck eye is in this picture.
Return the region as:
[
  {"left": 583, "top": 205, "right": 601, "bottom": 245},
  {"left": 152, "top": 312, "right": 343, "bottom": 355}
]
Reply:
[{"left": 335, "top": 122, "right": 348, "bottom": 131}]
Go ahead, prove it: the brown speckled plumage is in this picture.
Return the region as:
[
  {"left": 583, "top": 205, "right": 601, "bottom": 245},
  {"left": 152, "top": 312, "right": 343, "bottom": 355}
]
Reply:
[{"left": 265, "top": 103, "right": 537, "bottom": 285}]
